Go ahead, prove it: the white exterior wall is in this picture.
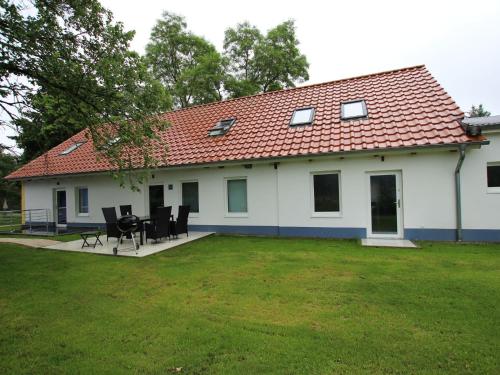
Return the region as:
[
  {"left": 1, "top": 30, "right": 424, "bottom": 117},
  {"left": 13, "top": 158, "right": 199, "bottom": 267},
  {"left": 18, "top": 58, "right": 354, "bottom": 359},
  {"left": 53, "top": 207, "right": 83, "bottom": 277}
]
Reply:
[
  {"left": 276, "top": 151, "right": 458, "bottom": 231},
  {"left": 24, "top": 175, "right": 148, "bottom": 224},
  {"left": 21, "top": 139, "right": 500, "bottom": 240},
  {"left": 461, "top": 131, "right": 500, "bottom": 230}
]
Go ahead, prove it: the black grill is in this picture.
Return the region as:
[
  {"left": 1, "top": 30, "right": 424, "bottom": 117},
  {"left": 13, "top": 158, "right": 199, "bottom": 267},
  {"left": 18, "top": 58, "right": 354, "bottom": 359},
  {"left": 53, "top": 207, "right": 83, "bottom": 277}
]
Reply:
[
  {"left": 117, "top": 215, "right": 140, "bottom": 233},
  {"left": 113, "top": 215, "right": 140, "bottom": 255}
]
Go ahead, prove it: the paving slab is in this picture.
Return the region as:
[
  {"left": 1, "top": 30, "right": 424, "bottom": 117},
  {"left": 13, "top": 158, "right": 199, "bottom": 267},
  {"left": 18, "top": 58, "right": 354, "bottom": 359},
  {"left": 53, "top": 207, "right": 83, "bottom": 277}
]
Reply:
[{"left": 361, "top": 238, "right": 417, "bottom": 248}]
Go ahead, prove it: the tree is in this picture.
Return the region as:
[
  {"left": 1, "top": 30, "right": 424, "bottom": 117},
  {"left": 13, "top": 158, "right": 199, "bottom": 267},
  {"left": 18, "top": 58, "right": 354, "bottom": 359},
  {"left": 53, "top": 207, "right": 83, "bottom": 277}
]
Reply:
[
  {"left": 223, "top": 22, "right": 262, "bottom": 97},
  {"left": 223, "top": 20, "right": 309, "bottom": 97},
  {"left": 0, "top": 150, "right": 20, "bottom": 210},
  {"left": 468, "top": 104, "right": 491, "bottom": 118},
  {"left": 145, "top": 12, "right": 226, "bottom": 108},
  {"left": 0, "top": 0, "right": 171, "bottom": 186}
]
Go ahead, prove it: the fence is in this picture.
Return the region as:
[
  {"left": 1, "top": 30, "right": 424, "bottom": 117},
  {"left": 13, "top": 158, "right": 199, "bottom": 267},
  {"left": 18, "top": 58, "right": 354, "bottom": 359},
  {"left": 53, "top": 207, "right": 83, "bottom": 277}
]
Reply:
[{"left": 0, "top": 209, "right": 52, "bottom": 233}]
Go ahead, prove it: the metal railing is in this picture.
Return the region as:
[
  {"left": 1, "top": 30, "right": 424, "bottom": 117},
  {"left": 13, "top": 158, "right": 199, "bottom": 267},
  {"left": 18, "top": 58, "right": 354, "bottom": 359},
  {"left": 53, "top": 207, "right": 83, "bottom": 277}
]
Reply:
[{"left": 0, "top": 209, "right": 51, "bottom": 233}]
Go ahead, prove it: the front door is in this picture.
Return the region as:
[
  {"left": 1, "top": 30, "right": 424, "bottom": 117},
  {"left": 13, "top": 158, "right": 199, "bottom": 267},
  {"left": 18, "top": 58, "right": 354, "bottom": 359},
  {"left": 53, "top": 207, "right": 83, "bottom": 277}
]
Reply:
[
  {"left": 149, "top": 185, "right": 164, "bottom": 217},
  {"left": 56, "top": 190, "right": 67, "bottom": 226},
  {"left": 368, "top": 171, "right": 403, "bottom": 238}
]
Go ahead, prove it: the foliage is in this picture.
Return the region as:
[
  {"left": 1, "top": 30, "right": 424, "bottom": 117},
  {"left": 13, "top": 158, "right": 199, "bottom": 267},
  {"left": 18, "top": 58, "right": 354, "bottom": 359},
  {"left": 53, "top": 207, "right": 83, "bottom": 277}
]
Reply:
[
  {"left": 0, "top": 0, "right": 171, "bottom": 186},
  {"left": 145, "top": 12, "right": 226, "bottom": 108},
  {"left": 0, "top": 151, "right": 20, "bottom": 209},
  {"left": 468, "top": 104, "right": 491, "bottom": 117},
  {"left": 0, "top": 236, "right": 498, "bottom": 373},
  {"left": 223, "top": 20, "right": 309, "bottom": 97},
  {"left": 223, "top": 21, "right": 263, "bottom": 97},
  {"left": 146, "top": 16, "right": 310, "bottom": 105}
]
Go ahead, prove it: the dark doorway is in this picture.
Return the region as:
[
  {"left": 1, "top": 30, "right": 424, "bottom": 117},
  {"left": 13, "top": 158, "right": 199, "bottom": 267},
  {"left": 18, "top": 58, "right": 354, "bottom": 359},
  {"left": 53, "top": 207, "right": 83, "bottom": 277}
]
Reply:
[
  {"left": 56, "top": 190, "right": 67, "bottom": 225},
  {"left": 149, "top": 185, "right": 164, "bottom": 217},
  {"left": 370, "top": 174, "right": 398, "bottom": 234}
]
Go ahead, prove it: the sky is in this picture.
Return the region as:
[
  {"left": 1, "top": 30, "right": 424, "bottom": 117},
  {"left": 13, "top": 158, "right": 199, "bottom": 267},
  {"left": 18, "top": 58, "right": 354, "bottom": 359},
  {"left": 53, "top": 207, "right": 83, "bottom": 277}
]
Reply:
[{"left": 2, "top": 0, "right": 499, "bottom": 150}]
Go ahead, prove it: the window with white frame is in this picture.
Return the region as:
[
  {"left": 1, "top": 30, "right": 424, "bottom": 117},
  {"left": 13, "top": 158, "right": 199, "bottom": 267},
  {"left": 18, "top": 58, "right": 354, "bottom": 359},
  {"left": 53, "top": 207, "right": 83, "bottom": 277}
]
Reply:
[
  {"left": 227, "top": 178, "right": 248, "bottom": 213},
  {"left": 341, "top": 100, "right": 367, "bottom": 120},
  {"left": 290, "top": 107, "right": 315, "bottom": 126},
  {"left": 487, "top": 163, "right": 500, "bottom": 192},
  {"left": 312, "top": 172, "right": 340, "bottom": 213},
  {"left": 182, "top": 181, "right": 199, "bottom": 213},
  {"left": 60, "top": 142, "right": 85, "bottom": 155},
  {"left": 76, "top": 187, "right": 89, "bottom": 215}
]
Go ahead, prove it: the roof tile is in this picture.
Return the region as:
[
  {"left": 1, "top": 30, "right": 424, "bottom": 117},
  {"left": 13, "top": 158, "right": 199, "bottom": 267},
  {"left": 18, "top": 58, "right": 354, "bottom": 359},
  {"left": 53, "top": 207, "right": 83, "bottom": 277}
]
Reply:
[{"left": 7, "top": 65, "right": 484, "bottom": 180}]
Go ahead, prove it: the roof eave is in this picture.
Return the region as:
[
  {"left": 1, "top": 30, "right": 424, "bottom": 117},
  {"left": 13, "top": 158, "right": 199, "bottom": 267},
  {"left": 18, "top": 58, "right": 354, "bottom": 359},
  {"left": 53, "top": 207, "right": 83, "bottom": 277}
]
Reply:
[{"left": 6, "top": 140, "right": 488, "bottom": 181}]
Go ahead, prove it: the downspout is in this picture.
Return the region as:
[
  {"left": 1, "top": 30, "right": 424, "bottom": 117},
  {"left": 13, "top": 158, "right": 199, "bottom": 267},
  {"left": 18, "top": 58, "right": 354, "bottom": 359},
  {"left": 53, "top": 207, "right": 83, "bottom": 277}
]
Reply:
[
  {"left": 454, "top": 144, "right": 467, "bottom": 242},
  {"left": 274, "top": 162, "right": 280, "bottom": 236}
]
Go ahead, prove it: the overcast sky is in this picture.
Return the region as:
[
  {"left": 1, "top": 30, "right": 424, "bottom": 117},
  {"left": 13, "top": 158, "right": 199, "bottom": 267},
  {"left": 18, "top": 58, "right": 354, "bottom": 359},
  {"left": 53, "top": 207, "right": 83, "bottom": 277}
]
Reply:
[{"left": 2, "top": 0, "right": 499, "bottom": 150}]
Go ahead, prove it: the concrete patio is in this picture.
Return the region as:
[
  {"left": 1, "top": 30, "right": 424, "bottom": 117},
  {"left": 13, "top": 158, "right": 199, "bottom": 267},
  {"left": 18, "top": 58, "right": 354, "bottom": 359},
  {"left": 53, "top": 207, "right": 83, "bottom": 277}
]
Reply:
[{"left": 43, "top": 232, "right": 214, "bottom": 257}]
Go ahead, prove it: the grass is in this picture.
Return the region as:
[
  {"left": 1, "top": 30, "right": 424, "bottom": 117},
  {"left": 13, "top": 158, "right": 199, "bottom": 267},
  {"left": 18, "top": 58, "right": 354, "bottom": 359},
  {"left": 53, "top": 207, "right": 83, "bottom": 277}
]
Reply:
[
  {"left": 0, "top": 231, "right": 84, "bottom": 242},
  {"left": 0, "top": 236, "right": 499, "bottom": 374},
  {"left": 0, "top": 211, "right": 21, "bottom": 226}
]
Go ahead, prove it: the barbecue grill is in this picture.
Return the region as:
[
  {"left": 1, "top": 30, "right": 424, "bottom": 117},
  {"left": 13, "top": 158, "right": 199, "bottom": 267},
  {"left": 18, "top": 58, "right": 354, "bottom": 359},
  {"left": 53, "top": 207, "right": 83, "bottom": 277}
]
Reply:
[{"left": 113, "top": 215, "right": 140, "bottom": 255}]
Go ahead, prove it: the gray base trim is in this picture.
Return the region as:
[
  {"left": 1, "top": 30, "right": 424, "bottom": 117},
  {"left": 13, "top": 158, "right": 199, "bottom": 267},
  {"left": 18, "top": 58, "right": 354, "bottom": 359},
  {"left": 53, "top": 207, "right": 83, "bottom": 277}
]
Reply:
[
  {"left": 67, "top": 222, "right": 105, "bottom": 230},
  {"left": 59, "top": 223, "right": 500, "bottom": 242},
  {"left": 462, "top": 229, "right": 500, "bottom": 242},
  {"left": 404, "top": 228, "right": 457, "bottom": 241},
  {"left": 188, "top": 225, "right": 279, "bottom": 236},
  {"left": 188, "top": 225, "right": 365, "bottom": 239},
  {"left": 405, "top": 228, "right": 500, "bottom": 242},
  {"left": 278, "top": 226, "right": 366, "bottom": 238}
]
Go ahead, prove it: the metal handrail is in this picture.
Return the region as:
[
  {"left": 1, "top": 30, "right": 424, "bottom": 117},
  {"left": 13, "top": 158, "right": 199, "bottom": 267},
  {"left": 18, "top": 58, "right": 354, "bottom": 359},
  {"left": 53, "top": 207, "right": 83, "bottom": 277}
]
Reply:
[{"left": 0, "top": 209, "right": 51, "bottom": 233}]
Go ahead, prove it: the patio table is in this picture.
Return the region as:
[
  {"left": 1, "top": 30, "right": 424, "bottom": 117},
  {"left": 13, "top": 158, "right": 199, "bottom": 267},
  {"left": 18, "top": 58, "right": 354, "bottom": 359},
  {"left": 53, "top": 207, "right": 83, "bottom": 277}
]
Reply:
[
  {"left": 138, "top": 216, "right": 154, "bottom": 245},
  {"left": 80, "top": 231, "right": 103, "bottom": 248}
]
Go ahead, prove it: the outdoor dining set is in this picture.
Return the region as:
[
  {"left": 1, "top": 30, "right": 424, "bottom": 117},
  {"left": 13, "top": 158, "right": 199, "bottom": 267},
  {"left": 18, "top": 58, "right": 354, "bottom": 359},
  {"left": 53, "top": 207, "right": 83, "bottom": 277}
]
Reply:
[{"left": 79, "top": 204, "right": 190, "bottom": 255}]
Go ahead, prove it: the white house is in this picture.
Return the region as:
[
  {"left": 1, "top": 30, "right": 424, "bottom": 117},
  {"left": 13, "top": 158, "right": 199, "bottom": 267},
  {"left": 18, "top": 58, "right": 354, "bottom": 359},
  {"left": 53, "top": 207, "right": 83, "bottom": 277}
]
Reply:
[{"left": 6, "top": 65, "right": 500, "bottom": 241}]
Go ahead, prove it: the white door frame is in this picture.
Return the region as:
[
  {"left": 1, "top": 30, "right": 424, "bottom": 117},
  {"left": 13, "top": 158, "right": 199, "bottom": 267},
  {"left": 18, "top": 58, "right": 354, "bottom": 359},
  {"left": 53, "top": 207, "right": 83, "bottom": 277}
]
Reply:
[{"left": 366, "top": 170, "right": 404, "bottom": 239}]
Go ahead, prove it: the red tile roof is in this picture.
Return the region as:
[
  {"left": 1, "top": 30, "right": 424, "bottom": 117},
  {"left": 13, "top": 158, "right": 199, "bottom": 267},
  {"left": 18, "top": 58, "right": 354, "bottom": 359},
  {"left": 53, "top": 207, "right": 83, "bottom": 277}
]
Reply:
[{"left": 6, "top": 65, "right": 484, "bottom": 180}]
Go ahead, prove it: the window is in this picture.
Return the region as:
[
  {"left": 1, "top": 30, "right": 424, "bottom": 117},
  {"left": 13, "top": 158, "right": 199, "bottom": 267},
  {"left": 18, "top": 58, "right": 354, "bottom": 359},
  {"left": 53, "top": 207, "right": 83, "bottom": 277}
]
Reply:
[
  {"left": 290, "top": 107, "right": 315, "bottom": 126},
  {"left": 209, "top": 118, "right": 236, "bottom": 136},
  {"left": 76, "top": 187, "right": 89, "bottom": 215},
  {"left": 60, "top": 142, "right": 84, "bottom": 155},
  {"left": 312, "top": 173, "right": 340, "bottom": 213},
  {"left": 182, "top": 181, "right": 199, "bottom": 213},
  {"left": 227, "top": 179, "right": 247, "bottom": 213},
  {"left": 341, "top": 100, "right": 367, "bottom": 120},
  {"left": 487, "top": 164, "right": 500, "bottom": 192}
]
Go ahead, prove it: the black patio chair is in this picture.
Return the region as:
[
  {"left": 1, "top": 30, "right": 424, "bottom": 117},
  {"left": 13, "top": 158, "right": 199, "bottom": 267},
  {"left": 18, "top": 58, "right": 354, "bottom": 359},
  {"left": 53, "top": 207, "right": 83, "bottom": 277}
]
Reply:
[
  {"left": 120, "top": 205, "right": 133, "bottom": 216},
  {"left": 171, "top": 205, "right": 190, "bottom": 238},
  {"left": 102, "top": 207, "right": 120, "bottom": 242},
  {"left": 144, "top": 206, "right": 172, "bottom": 243}
]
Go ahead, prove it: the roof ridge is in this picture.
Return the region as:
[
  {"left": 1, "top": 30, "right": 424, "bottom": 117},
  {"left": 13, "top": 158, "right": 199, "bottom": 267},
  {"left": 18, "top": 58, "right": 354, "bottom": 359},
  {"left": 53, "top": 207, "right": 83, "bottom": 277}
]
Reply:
[{"left": 165, "top": 64, "right": 427, "bottom": 116}]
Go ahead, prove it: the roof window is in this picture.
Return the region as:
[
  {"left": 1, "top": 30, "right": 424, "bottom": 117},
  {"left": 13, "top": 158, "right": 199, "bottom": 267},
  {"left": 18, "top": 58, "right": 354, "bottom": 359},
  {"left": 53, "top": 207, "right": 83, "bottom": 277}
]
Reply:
[
  {"left": 209, "top": 118, "right": 236, "bottom": 136},
  {"left": 290, "top": 107, "right": 315, "bottom": 126},
  {"left": 341, "top": 100, "right": 367, "bottom": 120},
  {"left": 108, "top": 136, "right": 120, "bottom": 146},
  {"left": 60, "top": 142, "right": 84, "bottom": 155}
]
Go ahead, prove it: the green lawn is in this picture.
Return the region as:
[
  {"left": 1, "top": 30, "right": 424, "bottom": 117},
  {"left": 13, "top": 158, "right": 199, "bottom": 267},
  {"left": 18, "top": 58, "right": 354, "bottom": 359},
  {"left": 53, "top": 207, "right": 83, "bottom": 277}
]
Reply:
[
  {"left": 0, "top": 236, "right": 499, "bottom": 374},
  {"left": 0, "top": 232, "right": 83, "bottom": 242}
]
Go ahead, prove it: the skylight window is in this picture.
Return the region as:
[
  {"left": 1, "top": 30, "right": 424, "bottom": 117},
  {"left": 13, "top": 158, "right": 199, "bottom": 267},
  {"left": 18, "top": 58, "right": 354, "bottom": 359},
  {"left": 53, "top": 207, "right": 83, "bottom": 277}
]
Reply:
[
  {"left": 341, "top": 100, "right": 368, "bottom": 120},
  {"left": 60, "top": 142, "right": 84, "bottom": 155},
  {"left": 290, "top": 107, "right": 315, "bottom": 126},
  {"left": 209, "top": 118, "right": 236, "bottom": 136}
]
